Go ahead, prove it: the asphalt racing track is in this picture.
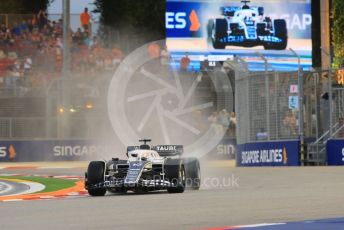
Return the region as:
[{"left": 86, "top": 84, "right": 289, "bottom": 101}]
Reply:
[{"left": 1, "top": 161, "right": 344, "bottom": 230}]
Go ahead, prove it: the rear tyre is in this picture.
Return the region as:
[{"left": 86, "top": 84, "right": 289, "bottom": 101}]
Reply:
[
  {"left": 87, "top": 161, "right": 106, "bottom": 196},
  {"left": 186, "top": 158, "right": 201, "bottom": 190},
  {"left": 165, "top": 159, "right": 186, "bottom": 193}
]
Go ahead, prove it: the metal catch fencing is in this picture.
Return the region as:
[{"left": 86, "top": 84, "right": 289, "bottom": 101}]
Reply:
[
  {"left": 233, "top": 55, "right": 344, "bottom": 165},
  {"left": 0, "top": 67, "right": 234, "bottom": 140},
  {"left": 233, "top": 58, "right": 338, "bottom": 146},
  {"left": 306, "top": 68, "right": 344, "bottom": 164},
  {"left": 236, "top": 68, "right": 301, "bottom": 144}
]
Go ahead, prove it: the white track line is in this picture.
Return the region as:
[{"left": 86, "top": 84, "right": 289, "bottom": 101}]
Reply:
[
  {"left": 237, "top": 223, "right": 286, "bottom": 228},
  {"left": 3, "top": 199, "right": 24, "bottom": 202},
  {"left": 0, "top": 181, "right": 13, "bottom": 195},
  {"left": 12, "top": 182, "right": 45, "bottom": 195},
  {"left": 0, "top": 179, "right": 45, "bottom": 197}
]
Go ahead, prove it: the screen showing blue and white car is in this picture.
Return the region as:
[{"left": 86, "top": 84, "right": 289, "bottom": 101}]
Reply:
[{"left": 166, "top": 0, "right": 312, "bottom": 71}]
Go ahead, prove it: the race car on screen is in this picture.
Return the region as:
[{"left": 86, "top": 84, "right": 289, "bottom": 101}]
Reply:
[
  {"left": 85, "top": 139, "right": 201, "bottom": 196},
  {"left": 209, "top": 0, "right": 288, "bottom": 50}
]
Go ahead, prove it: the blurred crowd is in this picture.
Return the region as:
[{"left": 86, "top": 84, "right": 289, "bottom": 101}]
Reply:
[
  {"left": 0, "top": 8, "right": 125, "bottom": 90},
  {"left": 208, "top": 109, "right": 236, "bottom": 138}
]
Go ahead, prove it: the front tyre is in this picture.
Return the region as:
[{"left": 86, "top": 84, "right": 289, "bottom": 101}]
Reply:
[
  {"left": 87, "top": 161, "right": 106, "bottom": 196},
  {"left": 211, "top": 19, "right": 227, "bottom": 49},
  {"left": 273, "top": 19, "right": 288, "bottom": 50},
  {"left": 166, "top": 159, "right": 186, "bottom": 193},
  {"left": 264, "top": 19, "right": 288, "bottom": 50}
]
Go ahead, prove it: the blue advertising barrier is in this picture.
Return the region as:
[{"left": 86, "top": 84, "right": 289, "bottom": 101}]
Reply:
[
  {"left": 326, "top": 139, "right": 344, "bottom": 165},
  {"left": 0, "top": 139, "right": 236, "bottom": 162},
  {"left": 0, "top": 140, "right": 113, "bottom": 162},
  {"left": 236, "top": 140, "right": 300, "bottom": 167}
]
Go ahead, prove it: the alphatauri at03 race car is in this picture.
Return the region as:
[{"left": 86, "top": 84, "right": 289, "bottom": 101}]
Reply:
[
  {"left": 85, "top": 139, "right": 201, "bottom": 196},
  {"left": 209, "top": 0, "right": 288, "bottom": 50}
]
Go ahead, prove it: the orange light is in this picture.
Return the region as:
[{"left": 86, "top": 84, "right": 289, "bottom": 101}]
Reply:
[
  {"left": 337, "top": 69, "right": 344, "bottom": 85},
  {"left": 85, "top": 103, "right": 94, "bottom": 109},
  {"left": 58, "top": 107, "right": 64, "bottom": 113}
]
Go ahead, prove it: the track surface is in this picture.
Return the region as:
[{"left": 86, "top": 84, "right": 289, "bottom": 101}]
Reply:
[{"left": 1, "top": 163, "right": 344, "bottom": 230}]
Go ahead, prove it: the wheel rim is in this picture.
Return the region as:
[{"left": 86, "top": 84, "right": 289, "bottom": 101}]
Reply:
[
  {"left": 180, "top": 166, "right": 186, "bottom": 186},
  {"left": 211, "top": 24, "right": 216, "bottom": 42}
]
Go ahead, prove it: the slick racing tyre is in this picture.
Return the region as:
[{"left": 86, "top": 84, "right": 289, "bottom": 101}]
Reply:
[
  {"left": 165, "top": 158, "right": 186, "bottom": 193},
  {"left": 87, "top": 161, "right": 106, "bottom": 196},
  {"left": 211, "top": 19, "right": 227, "bottom": 49},
  {"left": 184, "top": 158, "right": 201, "bottom": 190},
  {"left": 264, "top": 19, "right": 287, "bottom": 50},
  {"left": 273, "top": 19, "right": 288, "bottom": 50}
]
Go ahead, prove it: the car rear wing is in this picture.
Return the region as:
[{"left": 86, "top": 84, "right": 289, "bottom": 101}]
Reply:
[
  {"left": 221, "top": 6, "right": 240, "bottom": 16},
  {"left": 152, "top": 145, "right": 183, "bottom": 157},
  {"left": 221, "top": 6, "right": 262, "bottom": 16},
  {"left": 126, "top": 145, "right": 183, "bottom": 157}
]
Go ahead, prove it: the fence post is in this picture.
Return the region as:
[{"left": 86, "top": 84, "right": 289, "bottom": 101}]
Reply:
[
  {"left": 299, "top": 68, "right": 304, "bottom": 165},
  {"left": 314, "top": 71, "right": 319, "bottom": 140},
  {"left": 62, "top": 0, "right": 71, "bottom": 139},
  {"left": 329, "top": 60, "right": 333, "bottom": 138},
  {"left": 290, "top": 48, "right": 304, "bottom": 165},
  {"left": 9, "top": 118, "right": 12, "bottom": 138},
  {"left": 321, "top": 48, "right": 333, "bottom": 138},
  {"left": 5, "top": 15, "right": 8, "bottom": 28},
  {"left": 275, "top": 72, "right": 279, "bottom": 139},
  {"left": 256, "top": 52, "right": 270, "bottom": 140},
  {"left": 233, "top": 57, "right": 249, "bottom": 143},
  {"left": 62, "top": 0, "right": 70, "bottom": 76}
]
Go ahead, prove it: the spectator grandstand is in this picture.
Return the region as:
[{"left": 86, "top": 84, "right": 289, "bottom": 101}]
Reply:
[{"left": 0, "top": 10, "right": 124, "bottom": 91}]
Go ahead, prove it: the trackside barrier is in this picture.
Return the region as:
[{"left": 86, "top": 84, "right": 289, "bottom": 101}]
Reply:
[
  {"left": 205, "top": 138, "right": 236, "bottom": 160},
  {"left": 0, "top": 140, "right": 113, "bottom": 162},
  {"left": 326, "top": 139, "right": 344, "bottom": 165},
  {"left": 0, "top": 139, "right": 237, "bottom": 162},
  {"left": 236, "top": 140, "right": 300, "bottom": 166}
]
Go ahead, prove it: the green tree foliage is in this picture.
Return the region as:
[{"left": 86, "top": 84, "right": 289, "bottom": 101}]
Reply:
[
  {"left": 93, "top": 0, "right": 165, "bottom": 48},
  {"left": 333, "top": 0, "right": 344, "bottom": 68},
  {"left": 0, "top": 0, "right": 52, "bottom": 14}
]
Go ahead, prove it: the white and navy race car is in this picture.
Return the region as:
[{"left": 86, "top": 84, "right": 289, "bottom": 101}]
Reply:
[
  {"left": 85, "top": 139, "right": 200, "bottom": 196},
  {"left": 209, "top": 0, "right": 288, "bottom": 50}
]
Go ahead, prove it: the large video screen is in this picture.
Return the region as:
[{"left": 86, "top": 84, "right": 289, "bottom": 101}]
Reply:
[{"left": 166, "top": 0, "right": 312, "bottom": 71}]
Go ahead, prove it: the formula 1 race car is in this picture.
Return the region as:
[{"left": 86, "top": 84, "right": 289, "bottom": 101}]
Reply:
[
  {"left": 209, "top": 0, "right": 288, "bottom": 50},
  {"left": 85, "top": 139, "right": 201, "bottom": 196}
]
